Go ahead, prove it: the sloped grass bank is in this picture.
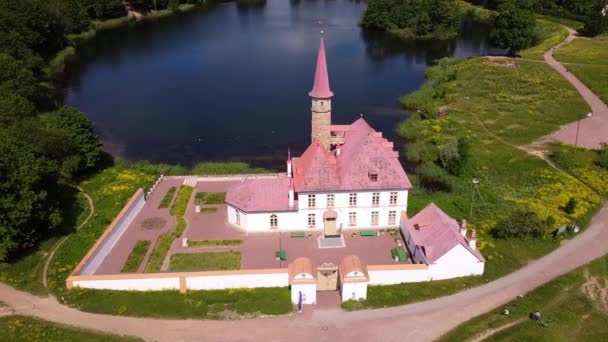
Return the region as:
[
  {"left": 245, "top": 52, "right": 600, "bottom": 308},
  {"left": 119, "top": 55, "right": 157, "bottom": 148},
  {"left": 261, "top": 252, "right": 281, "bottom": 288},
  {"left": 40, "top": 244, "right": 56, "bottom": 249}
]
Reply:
[
  {"left": 439, "top": 256, "right": 608, "bottom": 341},
  {"left": 61, "top": 287, "right": 292, "bottom": 319},
  {"left": 344, "top": 57, "right": 599, "bottom": 310},
  {"left": 0, "top": 315, "right": 141, "bottom": 342}
]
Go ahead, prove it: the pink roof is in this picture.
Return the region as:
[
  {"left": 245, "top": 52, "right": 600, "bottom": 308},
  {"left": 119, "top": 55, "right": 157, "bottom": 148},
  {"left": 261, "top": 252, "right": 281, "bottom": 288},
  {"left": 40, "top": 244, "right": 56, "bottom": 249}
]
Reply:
[
  {"left": 225, "top": 174, "right": 295, "bottom": 212},
  {"left": 308, "top": 34, "right": 334, "bottom": 98},
  {"left": 292, "top": 118, "right": 411, "bottom": 192},
  {"left": 402, "top": 203, "right": 485, "bottom": 264}
]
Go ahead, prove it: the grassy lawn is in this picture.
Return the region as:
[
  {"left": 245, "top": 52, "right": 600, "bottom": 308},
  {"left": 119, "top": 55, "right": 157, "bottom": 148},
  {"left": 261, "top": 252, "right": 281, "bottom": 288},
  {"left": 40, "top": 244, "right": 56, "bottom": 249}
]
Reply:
[
  {"left": 158, "top": 186, "right": 177, "bottom": 208},
  {"left": 195, "top": 192, "right": 226, "bottom": 205},
  {"left": 0, "top": 315, "right": 141, "bottom": 342},
  {"left": 169, "top": 252, "right": 241, "bottom": 271},
  {"left": 188, "top": 240, "right": 242, "bottom": 247},
  {"left": 121, "top": 240, "right": 151, "bottom": 273},
  {"left": 555, "top": 35, "right": 608, "bottom": 103},
  {"left": 199, "top": 207, "right": 218, "bottom": 214},
  {"left": 439, "top": 255, "right": 608, "bottom": 341},
  {"left": 343, "top": 57, "right": 600, "bottom": 310},
  {"left": 60, "top": 287, "right": 292, "bottom": 319},
  {"left": 549, "top": 144, "right": 608, "bottom": 196}
]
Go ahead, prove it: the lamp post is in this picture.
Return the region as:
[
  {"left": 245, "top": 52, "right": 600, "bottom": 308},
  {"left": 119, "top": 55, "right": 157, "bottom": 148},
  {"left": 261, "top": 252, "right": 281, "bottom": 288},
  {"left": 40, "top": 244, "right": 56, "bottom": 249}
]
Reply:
[
  {"left": 574, "top": 112, "right": 593, "bottom": 152},
  {"left": 470, "top": 177, "right": 480, "bottom": 218}
]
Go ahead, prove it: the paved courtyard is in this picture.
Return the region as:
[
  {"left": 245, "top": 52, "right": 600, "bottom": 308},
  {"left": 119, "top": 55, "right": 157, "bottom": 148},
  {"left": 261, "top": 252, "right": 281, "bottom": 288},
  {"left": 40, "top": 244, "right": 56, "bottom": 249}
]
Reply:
[{"left": 95, "top": 177, "right": 408, "bottom": 275}]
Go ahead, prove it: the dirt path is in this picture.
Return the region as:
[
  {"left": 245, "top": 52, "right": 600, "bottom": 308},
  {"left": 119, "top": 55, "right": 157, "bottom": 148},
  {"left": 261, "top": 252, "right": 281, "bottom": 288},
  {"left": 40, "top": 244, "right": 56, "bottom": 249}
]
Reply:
[
  {"left": 41, "top": 186, "right": 94, "bottom": 288},
  {"left": 544, "top": 28, "right": 608, "bottom": 149}
]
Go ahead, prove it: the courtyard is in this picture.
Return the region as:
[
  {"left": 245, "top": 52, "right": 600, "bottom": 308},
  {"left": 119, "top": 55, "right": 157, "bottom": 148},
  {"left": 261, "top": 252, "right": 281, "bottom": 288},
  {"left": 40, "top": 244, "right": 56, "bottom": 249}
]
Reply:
[{"left": 94, "top": 177, "right": 410, "bottom": 275}]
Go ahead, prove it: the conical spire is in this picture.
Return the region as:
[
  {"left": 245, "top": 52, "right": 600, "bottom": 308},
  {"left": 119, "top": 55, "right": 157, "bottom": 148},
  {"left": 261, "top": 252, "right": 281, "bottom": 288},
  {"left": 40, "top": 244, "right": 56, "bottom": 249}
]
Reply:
[{"left": 309, "top": 31, "right": 334, "bottom": 98}]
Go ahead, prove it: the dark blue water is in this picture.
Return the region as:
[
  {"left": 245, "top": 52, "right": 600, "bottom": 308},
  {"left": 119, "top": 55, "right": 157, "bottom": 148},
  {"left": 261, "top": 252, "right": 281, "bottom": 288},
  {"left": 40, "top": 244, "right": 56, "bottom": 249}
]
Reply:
[{"left": 62, "top": 0, "right": 501, "bottom": 167}]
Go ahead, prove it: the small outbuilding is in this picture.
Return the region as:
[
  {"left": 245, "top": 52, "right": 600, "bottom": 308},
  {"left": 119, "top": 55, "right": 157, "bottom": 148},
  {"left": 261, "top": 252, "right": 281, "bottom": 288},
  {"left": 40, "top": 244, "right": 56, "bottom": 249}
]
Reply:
[
  {"left": 289, "top": 257, "right": 316, "bottom": 305},
  {"left": 339, "top": 255, "right": 369, "bottom": 302}
]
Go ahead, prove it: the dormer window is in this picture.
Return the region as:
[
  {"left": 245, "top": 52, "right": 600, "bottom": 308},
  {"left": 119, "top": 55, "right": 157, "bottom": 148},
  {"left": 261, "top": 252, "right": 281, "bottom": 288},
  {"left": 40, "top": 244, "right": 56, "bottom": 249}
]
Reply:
[{"left": 370, "top": 173, "right": 378, "bottom": 182}]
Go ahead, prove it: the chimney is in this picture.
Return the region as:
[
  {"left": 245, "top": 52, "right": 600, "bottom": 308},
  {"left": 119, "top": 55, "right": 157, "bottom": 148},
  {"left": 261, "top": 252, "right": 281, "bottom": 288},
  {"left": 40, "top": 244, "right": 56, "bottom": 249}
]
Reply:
[
  {"left": 460, "top": 219, "right": 467, "bottom": 237},
  {"left": 468, "top": 229, "right": 477, "bottom": 250},
  {"left": 288, "top": 180, "right": 295, "bottom": 208},
  {"left": 287, "top": 149, "right": 292, "bottom": 177}
]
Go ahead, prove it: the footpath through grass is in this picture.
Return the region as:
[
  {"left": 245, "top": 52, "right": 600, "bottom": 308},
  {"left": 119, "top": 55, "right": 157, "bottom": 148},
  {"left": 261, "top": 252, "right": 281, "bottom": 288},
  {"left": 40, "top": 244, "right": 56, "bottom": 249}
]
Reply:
[
  {"left": 439, "top": 256, "right": 608, "bottom": 341},
  {"left": 0, "top": 315, "right": 141, "bottom": 342},
  {"left": 169, "top": 252, "right": 241, "bottom": 271},
  {"left": 343, "top": 56, "right": 599, "bottom": 310},
  {"left": 555, "top": 34, "right": 608, "bottom": 104}
]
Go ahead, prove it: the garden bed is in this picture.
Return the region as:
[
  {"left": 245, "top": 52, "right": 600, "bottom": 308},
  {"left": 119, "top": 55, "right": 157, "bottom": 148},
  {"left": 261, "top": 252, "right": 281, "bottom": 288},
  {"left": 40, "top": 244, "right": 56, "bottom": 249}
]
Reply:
[{"left": 169, "top": 252, "right": 241, "bottom": 271}]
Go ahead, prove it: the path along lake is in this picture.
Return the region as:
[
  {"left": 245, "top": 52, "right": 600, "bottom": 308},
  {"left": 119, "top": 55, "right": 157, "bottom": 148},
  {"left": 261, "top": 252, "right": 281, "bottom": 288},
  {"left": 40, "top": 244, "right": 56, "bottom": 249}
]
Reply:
[{"left": 61, "top": 0, "right": 502, "bottom": 168}]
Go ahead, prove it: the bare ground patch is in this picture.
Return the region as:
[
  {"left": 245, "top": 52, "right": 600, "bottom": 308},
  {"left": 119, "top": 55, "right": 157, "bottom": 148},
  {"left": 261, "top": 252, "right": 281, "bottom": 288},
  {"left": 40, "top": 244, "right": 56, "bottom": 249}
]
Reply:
[
  {"left": 141, "top": 217, "right": 167, "bottom": 231},
  {"left": 470, "top": 318, "right": 526, "bottom": 342},
  {"left": 581, "top": 271, "right": 608, "bottom": 313}
]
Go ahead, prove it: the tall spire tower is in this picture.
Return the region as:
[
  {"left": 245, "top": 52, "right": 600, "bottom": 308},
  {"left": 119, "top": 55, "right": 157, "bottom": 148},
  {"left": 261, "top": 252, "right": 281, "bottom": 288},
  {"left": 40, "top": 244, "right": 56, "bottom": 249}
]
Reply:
[{"left": 309, "top": 31, "right": 333, "bottom": 151}]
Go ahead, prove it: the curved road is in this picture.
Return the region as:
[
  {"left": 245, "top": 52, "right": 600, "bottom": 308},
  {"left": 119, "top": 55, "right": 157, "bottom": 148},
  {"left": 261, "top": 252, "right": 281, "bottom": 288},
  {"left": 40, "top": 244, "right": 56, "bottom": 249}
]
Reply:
[
  {"left": 1, "top": 28, "right": 608, "bottom": 342},
  {"left": 547, "top": 28, "right": 608, "bottom": 149}
]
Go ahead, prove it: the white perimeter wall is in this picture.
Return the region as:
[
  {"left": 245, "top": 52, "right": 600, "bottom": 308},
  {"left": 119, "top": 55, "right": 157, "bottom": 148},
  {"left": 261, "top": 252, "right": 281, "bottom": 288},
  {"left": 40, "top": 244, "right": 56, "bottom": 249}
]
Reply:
[
  {"left": 71, "top": 271, "right": 289, "bottom": 291},
  {"left": 228, "top": 190, "right": 408, "bottom": 232},
  {"left": 73, "top": 277, "right": 180, "bottom": 291},
  {"left": 186, "top": 272, "right": 288, "bottom": 290},
  {"left": 368, "top": 267, "right": 431, "bottom": 285},
  {"left": 80, "top": 192, "right": 145, "bottom": 275},
  {"left": 291, "top": 284, "right": 317, "bottom": 304},
  {"left": 341, "top": 282, "right": 368, "bottom": 301}
]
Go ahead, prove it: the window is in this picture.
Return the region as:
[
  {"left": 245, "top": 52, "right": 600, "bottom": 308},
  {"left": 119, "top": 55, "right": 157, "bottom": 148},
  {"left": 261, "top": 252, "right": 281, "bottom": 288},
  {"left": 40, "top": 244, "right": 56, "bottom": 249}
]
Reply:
[
  {"left": 390, "top": 192, "right": 398, "bottom": 205},
  {"left": 371, "top": 211, "right": 379, "bottom": 226},
  {"left": 388, "top": 210, "right": 396, "bottom": 225},
  {"left": 270, "top": 214, "right": 278, "bottom": 229},
  {"left": 349, "top": 193, "right": 357, "bottom": 207},
  {"left": 326, "top": 194, "right": 334, "bottom": 208},
  {"left": 372, "top": 192, "right": 380, "bottom": 206},
  {"left": 348, "top": 212, "right": 357, "bottom": 226},
  {"left": 236, "top": 210, "right": 240, "bottom": 225},
  {"left": 370, "top": 173, "right": 378, "bottom": 182},
  {"left": 308, "top": 213, "right": 316, "bottom": 228},
  {"left": 308, "top": 195, "right": 316, "bottom": 208}
]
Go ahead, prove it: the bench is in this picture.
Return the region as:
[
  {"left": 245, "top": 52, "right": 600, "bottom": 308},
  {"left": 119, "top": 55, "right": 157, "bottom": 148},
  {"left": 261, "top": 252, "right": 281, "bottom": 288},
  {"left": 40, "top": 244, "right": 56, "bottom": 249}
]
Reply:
[
  {"left": 360, "top": 230, "right": 377, "bottom": 237},
  {"left": 391, "top": 247, "right": 407, "bottom": 262},
  {"left": 290, "top": 232, "right": 306, "bottom": 238},
  {"left": 275, "top": 249, "right": 287, "bottom": 261}
]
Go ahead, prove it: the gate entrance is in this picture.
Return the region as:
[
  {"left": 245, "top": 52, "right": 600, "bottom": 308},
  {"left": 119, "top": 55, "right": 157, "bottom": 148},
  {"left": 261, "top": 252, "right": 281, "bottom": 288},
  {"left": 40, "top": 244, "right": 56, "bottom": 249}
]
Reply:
[{"left": 316, "top": 262, "right": 338, "bottom": 291}]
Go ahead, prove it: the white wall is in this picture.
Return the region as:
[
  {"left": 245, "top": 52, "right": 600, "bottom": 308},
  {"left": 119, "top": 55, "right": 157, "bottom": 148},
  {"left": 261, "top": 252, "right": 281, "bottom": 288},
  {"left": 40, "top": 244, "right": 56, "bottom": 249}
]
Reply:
[
  {"left": 229, "top": 189, "right": 408, "bottom": 232},
  {"left": 341, "top": 282, "right": 368, "bottom": 301},
  {"left": 291, "top": 284, "right": 317, "bottom": 304},
  {"left": 428, "top": 245, "right": 485, "bottom": 280},
  {"left": 186, "top": 272, "right": 288, "bottom": 290},
  {"left": 367, "top": 268, "right": 431, "bottom": 285},
  {"left": 80, "top": 192, "right": 146, "bottom": 275},
  {"left": 73, "top": 277, "right": 180, "bottom": 291}
]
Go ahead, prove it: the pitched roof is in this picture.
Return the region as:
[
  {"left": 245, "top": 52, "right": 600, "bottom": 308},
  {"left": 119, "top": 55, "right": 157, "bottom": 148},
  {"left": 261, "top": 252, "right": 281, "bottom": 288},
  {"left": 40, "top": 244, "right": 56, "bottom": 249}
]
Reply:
[
  {"left": 225, "top": 174, "right": 295, "bottom": 212},
  {"left": 403, "top": 203, "right": 485, "bottom": 264},
  {"left": 293, "top": 118, "right": 411, "bottom": 192},
  {"left": 309, "top": 34, "right": 333, "bottom": 99}
]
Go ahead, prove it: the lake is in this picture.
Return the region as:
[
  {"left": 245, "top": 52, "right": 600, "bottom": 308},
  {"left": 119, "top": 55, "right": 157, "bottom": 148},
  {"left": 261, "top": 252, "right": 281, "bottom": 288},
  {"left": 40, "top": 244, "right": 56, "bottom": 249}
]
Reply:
[{"left": 61, "top": 0, "right": 502, "bottom": 168}]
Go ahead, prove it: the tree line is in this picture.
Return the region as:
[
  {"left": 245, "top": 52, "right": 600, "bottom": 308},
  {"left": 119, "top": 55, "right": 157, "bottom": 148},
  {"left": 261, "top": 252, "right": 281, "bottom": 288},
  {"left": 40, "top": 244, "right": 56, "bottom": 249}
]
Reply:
[{"left": 360, "top": 0, "right": 461, "bottom": 38}]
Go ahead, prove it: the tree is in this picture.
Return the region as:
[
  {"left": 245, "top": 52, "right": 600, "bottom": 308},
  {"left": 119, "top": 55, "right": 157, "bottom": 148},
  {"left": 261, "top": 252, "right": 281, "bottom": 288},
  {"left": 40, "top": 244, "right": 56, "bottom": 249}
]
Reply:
[
  {"left": 491, "top": 0, "right": 536, "bottom": 54},
  {"left": 596, "top": 143, "right": 608, "bottom": 169},
  {"left": 583, "top": 0, "right": 608, "bottom": 36},
  {"left": 0, "top": 130, "right": 62, "bottom": 261},
  {"left": 46, "top": 106, "right": 103, "bottom": 171},
  {"left": 0, "top": 54, "right": 39, "bottom": 102},
  {"left": 0, "top": 93, "right": 36, "bottom": 124},
  {"left": 168, "top": 0, "right": 181, "bottom": 12},
  {"left": 492, "top": 210, "right": 546, "bottom": 239}
]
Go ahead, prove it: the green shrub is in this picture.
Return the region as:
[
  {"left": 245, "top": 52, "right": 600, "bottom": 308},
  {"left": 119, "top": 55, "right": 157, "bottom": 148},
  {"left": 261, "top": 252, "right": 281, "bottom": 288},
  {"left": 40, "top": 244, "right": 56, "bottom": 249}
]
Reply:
[
  {"left": 492, "top": 210, "right": 546, "bottom": 239},
  {"left": 168, "top": 0, "right": 181, "bottom": 12},
  {"left": 564, "top": 197, "right": 577, "bottom": 215},
  {"left": 439, "top": 138, "right": 470, "bottom": 176},
  {"left": 596, "top": 143, "right": 608, "bottom": 169}
]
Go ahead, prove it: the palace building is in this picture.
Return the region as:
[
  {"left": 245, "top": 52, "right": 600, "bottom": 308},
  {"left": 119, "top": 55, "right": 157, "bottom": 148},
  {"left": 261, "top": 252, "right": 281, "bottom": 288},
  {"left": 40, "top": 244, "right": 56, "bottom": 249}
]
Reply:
[{"left": 225, "top": 33, "right": 412, "bottom": 234}]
